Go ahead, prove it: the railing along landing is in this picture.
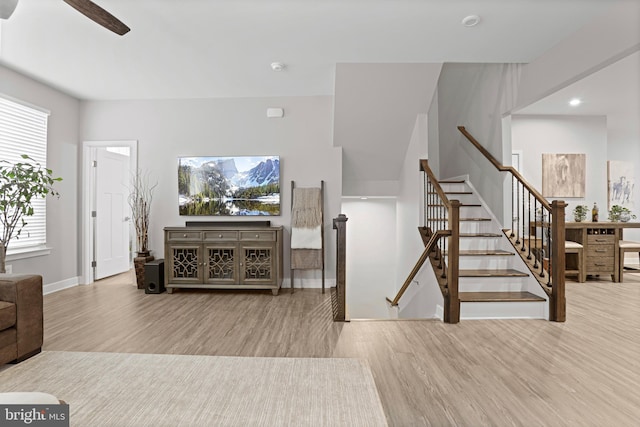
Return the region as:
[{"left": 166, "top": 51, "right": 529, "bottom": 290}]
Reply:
[
  {"left": 387, "top": 159, "right": 461, "bottom": 324},
  {"left": 458, "top": 126, "right": 566, "bottom": 322}
]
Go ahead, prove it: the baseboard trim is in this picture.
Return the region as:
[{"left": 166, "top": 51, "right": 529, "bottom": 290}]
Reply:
[
  {"left": 43, "top": 276, "right": 80, "bottom": 295},
  {"left": 285, "top": 278, "right": 336, "bottom": 289}
]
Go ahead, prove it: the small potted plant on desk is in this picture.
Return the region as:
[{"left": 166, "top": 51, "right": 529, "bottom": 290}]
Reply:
[
  {"left": 608, "top": 205, "right": 636, "bottom": 222},
  {"left": 572, "top": 205, "right": 588, "bottom": 222},
  {"left": 129, "top": 170, "right": 157, "bottom": 289}
]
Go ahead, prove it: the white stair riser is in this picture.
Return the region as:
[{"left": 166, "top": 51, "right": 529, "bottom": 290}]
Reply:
[
  {"left": 460, "top": 301, "right": 546, "bottom": 319},
  {"left": 458, "top": 276, "right": 529, "bottom": 292},
  {"left": 444, "top": 194, "right": 480, "bottom": 204},
  {"left": 458, "top": 238, "right": 503, "bottom": 251},
  {"left": 439, "top": 183, "right": 469, "bottom": 192},
  {"left": 459, "top": 222, "right": 497, "bottom": 234},
  {"left": 455, "top": 256, "right": 516, "bottom": 270},
  {"left": 458, "top": 207, "right": 486, "bottom": 218},
  {"left": 427, "top": 206, "right": 485, "bottom": 218}
]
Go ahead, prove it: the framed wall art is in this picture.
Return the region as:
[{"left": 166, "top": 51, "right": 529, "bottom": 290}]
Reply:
[
  {"left": 542, "top": 153, "right": 585, "bottom": 198},
  {"left": 607, "top": 160, "right": 634, "bottom": 210}
]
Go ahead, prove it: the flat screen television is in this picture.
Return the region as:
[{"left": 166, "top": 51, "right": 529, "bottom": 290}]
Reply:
[{"left": 178, "top": 155, "right": 280, "bottom": 216}]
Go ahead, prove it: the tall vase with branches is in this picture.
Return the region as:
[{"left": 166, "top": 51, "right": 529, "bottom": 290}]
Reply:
[
  {"left": 0, "top": 155, "right": 61, "bottom": 273},
  {"left": 128, "top": 170, "right": 157, "bottom": 289},
  {"left": 129, "top": 170, "right": 157, "bottom": 256}
]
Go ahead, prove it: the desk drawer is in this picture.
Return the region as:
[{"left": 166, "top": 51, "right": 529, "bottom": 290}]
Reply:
[
  {"left": 587, "top": 245, "right": 614, "bottom": 257},
  {"left": 204, "top": 231, "right": 238, "bottom": 241},
  {"left": 167, "top": 231, "right": 202, "bottom": 241},
  {"left": 586, "top": 256, "right": 614, "bottom": 272},
  {"left": 239, "top": 231, "right": 276, "bottom": 241},
  {"left": 587, "top": 235, "right": 615, "bottom": 245}
]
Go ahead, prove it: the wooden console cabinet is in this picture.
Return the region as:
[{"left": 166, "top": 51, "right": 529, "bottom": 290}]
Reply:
[{"left": 164, "top": 225, "right": 283, "bottom": 295}]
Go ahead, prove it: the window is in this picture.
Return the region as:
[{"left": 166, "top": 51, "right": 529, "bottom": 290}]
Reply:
[{"left": 0, "top": 95, "right": 50, "bottom": 252}]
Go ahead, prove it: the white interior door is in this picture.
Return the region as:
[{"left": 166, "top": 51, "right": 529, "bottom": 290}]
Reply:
[{"left": 95, "top": 149, "right": 131, "bottom": 279}]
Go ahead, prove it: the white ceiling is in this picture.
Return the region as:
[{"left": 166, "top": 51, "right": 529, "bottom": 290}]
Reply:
[
  {"left": 516, "top": 50, "right": 639, "bottom": 140},
  {"left": 0, "top": 0, "right": 626, "bottom": 100}
]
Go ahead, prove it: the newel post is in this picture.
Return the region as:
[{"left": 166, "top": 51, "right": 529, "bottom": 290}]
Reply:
[
  {"left": 550, "top": 200, "right": 566, "bottom": 322},
  {"left": 333, "top": 214, "right": 348, "bottom": 322},
  {"left": 444, "top": 200, "right": 460, "bottom": 324}
]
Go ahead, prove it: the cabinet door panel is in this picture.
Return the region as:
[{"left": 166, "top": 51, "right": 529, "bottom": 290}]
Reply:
[
  {"left": 205, "top": 244, "right": 238, "bottom": 284},
  {"left": 170, "top": 245, "right": 202, "bottom": 283},
  {"left": 240, "top": 243, "right": 276, "bottom": 284}
]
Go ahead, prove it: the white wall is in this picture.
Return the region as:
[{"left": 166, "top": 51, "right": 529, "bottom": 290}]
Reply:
[
  {"left": 80, "top": 96, "right": 341, "bottom": 287},
  {"left": 516, "top": 2, "right": 640, "bottom": 111},
  {"left": 342, "top": 198, "right": 396, "bottom": 319},
  {"left": 0, "top": 65, "right": 80, "bottom": 287},
  {"left": 396, "top": 115, "right": 429, "bottom": 287},
  {"left": 394, "top": 114, "right": 442, "bottom": 318},
  {"left": 435, "top": 63, "right": 522, "bottom": 224},
  {"left": 333, "top": 63, "right": 442, "bottom": 197},
  {"left": 511, "top": 115, "right": 608, "bottom": 219}
]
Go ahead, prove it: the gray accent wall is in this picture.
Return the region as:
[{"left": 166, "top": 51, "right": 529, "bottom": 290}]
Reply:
[
  {"left": 80, "top": 96, "right": 341, "bottom": 286},
  {"left": 0, "top": 65, "right": 80, "bottom": 285}
]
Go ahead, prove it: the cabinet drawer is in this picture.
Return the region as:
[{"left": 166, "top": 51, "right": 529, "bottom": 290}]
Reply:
[
  {"left": 240, "top": 231, "right": 276, "bottom": 241},
  {"left": 587, "top": 235, "right": 615, "bottom": 245},
  {"left": 204, "top": 231, "right": 238, "bottom": 241},
  {"left": 167, "top": 231, "right": 202, "bottom": 241},
  {"left": 586, "top": 256, "right": 614, "bottom": 271},
  {"left": 587, "top": 245, "right": 614, "bottom": 257}
]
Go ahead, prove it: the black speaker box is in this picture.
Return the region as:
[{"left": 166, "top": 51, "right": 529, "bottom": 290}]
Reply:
[{"left": 144, "top": 259, "right": 165, "bottom": 294}]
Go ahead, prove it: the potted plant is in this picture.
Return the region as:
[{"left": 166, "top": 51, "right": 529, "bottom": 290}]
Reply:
[
  {"left": 0, "top": 155, "right": 61, "bottom": 273},
  {"left": 572, "top": 205, "right": 588, "bottom": 222},
  {"left": 608, "top": 205, "right": 636, "bottom": 222},
  {"left": 128, "top": 169, "right": 157, "bottom": 288}
]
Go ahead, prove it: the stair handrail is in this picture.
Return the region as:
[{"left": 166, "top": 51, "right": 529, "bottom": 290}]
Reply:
[
  {"left": 386, "top": 229, "right": 451, "bottom": 307},
  {"left": 420, "top": 159, "right": 453, "bottom": 210},
  {"left": 458, "top": 126, "right": 551, "bottom": 211},
  {"left": 458, "top": 125, "right": 565, "bottom": 322},
  {"left": 386, "top": 159, "right": 460, "bottom": 323}
]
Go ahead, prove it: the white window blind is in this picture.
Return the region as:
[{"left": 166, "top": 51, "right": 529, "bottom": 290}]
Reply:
[{"left": 0, "top": 95, "right": 50, "bottom": 251}]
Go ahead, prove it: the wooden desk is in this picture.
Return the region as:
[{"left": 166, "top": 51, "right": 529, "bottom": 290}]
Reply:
[{"left": 565, "top": 221, "right": 640, "bottom": 282}]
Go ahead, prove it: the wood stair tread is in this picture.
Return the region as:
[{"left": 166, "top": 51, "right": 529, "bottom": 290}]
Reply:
[
  {"left": 427, "top": 203, "right": 481, "bottom": 207},
  {"left": 459, "top": 291, "right": 545, "bottom": 302},
  {"left": 438, "top": 180, "right": 466, "bottom": 184},
  {"left": 459, "top": 269, "right": 528, "bottom": 277},
  {"left": 455, "top": 250, "right": 514, "bottom": 256},
  {"left": 427, "top": 191, "right": 473, "bottom": 195},
  {"left": 427, "top": 217, "right": 491, "bottom": 222},
  {"left": 460, "top": 233, "right": 502, "bottom": 238}
]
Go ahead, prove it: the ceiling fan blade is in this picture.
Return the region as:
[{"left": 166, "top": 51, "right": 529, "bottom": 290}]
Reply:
[
  {"left": 0, "top": 0, "right": 19, "bottom": 20},
  {"left": 63, "top": 0, "right": 130, "bottom": 35}
]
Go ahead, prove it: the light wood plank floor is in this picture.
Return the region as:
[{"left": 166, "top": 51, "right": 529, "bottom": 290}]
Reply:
[{"left": 42, "top": 270, "right": 640, "bottom": 426}]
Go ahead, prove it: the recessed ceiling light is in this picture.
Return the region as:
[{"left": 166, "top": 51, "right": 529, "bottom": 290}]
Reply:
[
  {"left": 270, "top": 62, "right": 285, "bottom": 72},
  {"left": 360, "top": 197, "right": 368, "bottom": 200},
  {"left": 569, "top": 98, "right": 582, "bottom": 107},
  {"left": 462, "top": 15, "right": 481, "bottom": 27}
]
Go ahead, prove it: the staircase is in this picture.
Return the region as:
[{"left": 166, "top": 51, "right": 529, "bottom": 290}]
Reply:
[{"left": 435, "top": 179, "right": 548, "bottom": 320}]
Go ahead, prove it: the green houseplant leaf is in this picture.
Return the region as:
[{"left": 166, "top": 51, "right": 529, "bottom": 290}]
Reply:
[{"left": 0, "top": 155, "right": 61, "bottom": 273}]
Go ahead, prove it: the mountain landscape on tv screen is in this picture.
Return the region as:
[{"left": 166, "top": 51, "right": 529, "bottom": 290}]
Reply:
[{"left": 178, "top": 156, "right": 280, "bottom": 216}]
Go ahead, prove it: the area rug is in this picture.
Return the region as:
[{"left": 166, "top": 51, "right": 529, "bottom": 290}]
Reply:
[{"left": 0, "top": 351, "right": 387, "bottom": 426}]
